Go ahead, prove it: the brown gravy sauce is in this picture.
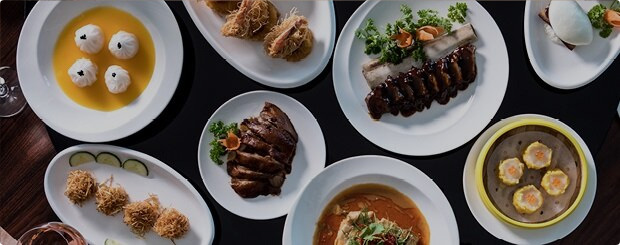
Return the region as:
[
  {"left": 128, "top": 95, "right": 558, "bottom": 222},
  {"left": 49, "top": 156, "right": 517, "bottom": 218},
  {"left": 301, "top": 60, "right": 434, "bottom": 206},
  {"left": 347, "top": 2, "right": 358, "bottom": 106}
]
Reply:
[{"left": 313, "top": 184, "right": 430, "bottom": 245}]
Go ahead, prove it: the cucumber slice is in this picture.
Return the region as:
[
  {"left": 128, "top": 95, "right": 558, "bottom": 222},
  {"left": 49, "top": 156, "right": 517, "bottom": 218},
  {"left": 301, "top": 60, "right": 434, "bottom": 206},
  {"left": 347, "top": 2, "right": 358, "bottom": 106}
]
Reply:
[
  {"left": 69, "top": 152, "right": 95, "bottom": 167},
  {"left": 104, "top": 239, "right": 121, "bottom": 245},
  {"left": 122, "top": 159, "right": 148, "bottom": 176},
  {"left": 96, "top": 152, "right": 122, "bottom": 167}
]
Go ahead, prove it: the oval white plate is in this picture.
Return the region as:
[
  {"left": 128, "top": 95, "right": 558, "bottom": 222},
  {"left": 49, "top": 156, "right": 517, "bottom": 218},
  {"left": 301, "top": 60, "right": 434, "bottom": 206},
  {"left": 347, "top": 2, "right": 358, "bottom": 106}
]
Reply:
[
  {"left": 44, "top": 144, "right": 214, "bottom": 245},
  {"left": 524, "top": 0, "right": 620, "bottom": 89},
  {"left": 197, "top": 90, "right": 326, "bottom": 220},
  {"left": 183, "top": 0, "right": 335, "bottom": 88},
  {"left": 283, "top": 155, "right": 459, "bottom": 244},
  {"left": 462, "top": 114, "right": 597, "bottom": 244},
  {"left": 18, "top": 1, "right": 182, "bottom": 142},
  {"left": 333, "top": 0, "right": 509, "bottom": 156}
]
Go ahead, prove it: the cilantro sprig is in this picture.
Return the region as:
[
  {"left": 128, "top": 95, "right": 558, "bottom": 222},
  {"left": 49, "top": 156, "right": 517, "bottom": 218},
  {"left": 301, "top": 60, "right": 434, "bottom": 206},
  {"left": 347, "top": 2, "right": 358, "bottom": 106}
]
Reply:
[
  {"left": 355, "top": 3, "right": 468, "bottom": 64},
  {"left": 208, "top": 121, "right": 238, "bottom": 165}
]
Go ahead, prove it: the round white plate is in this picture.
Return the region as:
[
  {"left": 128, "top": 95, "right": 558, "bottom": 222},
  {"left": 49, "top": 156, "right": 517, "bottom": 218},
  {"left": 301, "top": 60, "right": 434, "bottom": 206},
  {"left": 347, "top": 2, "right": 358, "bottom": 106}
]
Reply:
[
  {"left": 462, "top": 114, "right": 597, "bottom": 244},
  {"left": 18, "top": 1, "right": 182, "bottom": 142},
  {"left": 183, "top": 0, "right": 335, "bottom": 88},
  {"left": 333, "top": 0, "right": 509, "bottom": 156},
  {"left": 283, "top": 155, "right": 459, "bottom": 245},
  {"left": 44, "top": 144, "right": 214, "bottom": 245},
  {"left": 197, "top": 90, "right": 326, "bottom": 220},
  {"left": 524, "top": 0, "right": 620, "bottom": 90}
]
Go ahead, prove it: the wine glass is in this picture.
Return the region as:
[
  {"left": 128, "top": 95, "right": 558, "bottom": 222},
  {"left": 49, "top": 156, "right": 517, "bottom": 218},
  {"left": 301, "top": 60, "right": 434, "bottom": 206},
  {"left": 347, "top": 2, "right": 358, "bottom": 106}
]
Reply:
[
  {"left": 17, "top": 222, "right": 87, "bottom": 245},
  {"left": 0, "top": 66, "right": 26, "bottom": 117}
]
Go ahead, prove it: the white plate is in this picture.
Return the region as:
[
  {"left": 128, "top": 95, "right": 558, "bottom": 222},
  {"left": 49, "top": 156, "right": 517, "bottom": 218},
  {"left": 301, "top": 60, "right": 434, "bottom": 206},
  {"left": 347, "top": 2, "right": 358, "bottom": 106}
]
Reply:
[
  {"left": 524, "top": 0, "right": 620, "bottom": 89},
  {"left": 197, "top": 90, "right": 326, "bottom": 220},
  {"left": 183, "top": 0, "right": 335, "bottom": 88},
  {"left": 44, "top": 144, "right": 214, "bottom": 245},
  {"left": 462, "top": 114, "right": 597, "bottom": 244},
  {"left": 333, "top": 0, "right": 509, "bottom": 156},
  {"left": 283, "top": 155, "right": 459, "bottom": 245},
  {"left": 18, "top": 1, "right": 182, "bottom": 142}
]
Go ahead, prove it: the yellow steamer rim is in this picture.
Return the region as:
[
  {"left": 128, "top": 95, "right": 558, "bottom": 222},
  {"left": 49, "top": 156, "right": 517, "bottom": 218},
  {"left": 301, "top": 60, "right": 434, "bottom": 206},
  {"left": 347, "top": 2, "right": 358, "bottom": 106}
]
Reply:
[{"left": 475, "top": 118, "right": 588, "bottom": 228}]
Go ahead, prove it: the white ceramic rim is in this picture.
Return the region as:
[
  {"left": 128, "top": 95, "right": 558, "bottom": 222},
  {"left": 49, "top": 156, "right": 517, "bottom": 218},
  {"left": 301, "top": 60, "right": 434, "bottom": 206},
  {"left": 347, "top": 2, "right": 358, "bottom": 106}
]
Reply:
[
  {"left": 462, "top": 114, "right": 597, "bottom": 244},
  {"left": 182, "top": 0, "right": 336, "bottom": 89},
  {"left": 43, "top": 144, "right": 215, "bottom": 245},
  {"left": 332, "top": 0, "right": 509, "bottom": 156},
  {"left": 17, "top": 0, "right": 183, "bottom": 142},
  {"left": 282, "top": 155, "right": 460, "bottom": 245}
]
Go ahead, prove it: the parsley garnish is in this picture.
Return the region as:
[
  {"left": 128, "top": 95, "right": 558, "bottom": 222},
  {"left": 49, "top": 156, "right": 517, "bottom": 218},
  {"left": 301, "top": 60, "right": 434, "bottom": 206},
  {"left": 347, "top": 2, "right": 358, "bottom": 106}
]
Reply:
[
  {"left": 448, "top": 2, "right": 468, "bottom": 23},
  {"left": 208, "top": 121, "right": 238, "bottom": 165}
]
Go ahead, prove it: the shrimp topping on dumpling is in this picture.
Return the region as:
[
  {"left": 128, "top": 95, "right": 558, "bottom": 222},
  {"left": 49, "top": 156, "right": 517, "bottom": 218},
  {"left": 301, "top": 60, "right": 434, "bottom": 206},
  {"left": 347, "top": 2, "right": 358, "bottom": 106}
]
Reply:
[{"left": 523, "top": 141, "right": 552, "bottom": 169}]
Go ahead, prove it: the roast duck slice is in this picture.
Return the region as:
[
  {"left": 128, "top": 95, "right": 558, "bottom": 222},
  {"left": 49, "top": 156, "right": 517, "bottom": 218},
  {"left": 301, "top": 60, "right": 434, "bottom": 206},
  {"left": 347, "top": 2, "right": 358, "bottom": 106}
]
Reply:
[{"left": 227, "top": 102, "right": 298, "bottom": 198}]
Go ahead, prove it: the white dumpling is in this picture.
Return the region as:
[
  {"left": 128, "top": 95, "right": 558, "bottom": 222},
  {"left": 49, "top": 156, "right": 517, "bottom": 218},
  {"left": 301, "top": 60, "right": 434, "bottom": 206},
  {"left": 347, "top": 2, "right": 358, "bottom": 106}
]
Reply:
[
  {"left": 104, "top": 65, "right": 131, "bottom": 94},
  {"left": 74, "top": 24, "right": 104, "bottom": 54},
  {"left": 68, "top": 58, "right": 98, "bottom": 87},
  {"left": 108, "top": 31, "right": 139, "bottom": 59}
]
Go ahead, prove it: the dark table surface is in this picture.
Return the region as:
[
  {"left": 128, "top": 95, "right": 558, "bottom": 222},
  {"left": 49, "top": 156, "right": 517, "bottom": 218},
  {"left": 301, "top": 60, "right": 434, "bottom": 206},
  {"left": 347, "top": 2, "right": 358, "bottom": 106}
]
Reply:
[{"left": 1, "top": 1, "right": 619, "bottom": 244}]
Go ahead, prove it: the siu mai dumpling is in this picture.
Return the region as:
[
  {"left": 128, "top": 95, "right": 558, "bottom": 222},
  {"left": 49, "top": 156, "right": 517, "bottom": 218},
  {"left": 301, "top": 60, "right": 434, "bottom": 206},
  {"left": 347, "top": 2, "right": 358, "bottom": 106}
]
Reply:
[
  {"left": 523, "top": 141, "right": 552, "bottom": 169},
  {"left": 541, "top": 169, "right": 569, "bottom": 196},
  {"left": 498, "top": 158, "right": 525, "bottom": 186},
  {"left": 512, "top": 185, "right": 544, "bottom": 214},
  {"left": 74, "top": 24, "right": 104, "bottom": 54}
]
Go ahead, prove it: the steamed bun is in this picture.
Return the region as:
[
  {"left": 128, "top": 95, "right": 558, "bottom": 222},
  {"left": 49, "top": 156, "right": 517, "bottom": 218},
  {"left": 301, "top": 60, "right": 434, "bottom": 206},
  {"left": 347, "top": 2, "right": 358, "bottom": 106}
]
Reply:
[
  {"left": 108, "top": 31, "right": 139, "bottom": 59},
  {"left": 68, "top": 58, "right": 98, "bottom": 87},
  {"left": 104, "top": 65, "right": 131, "bottom": 94},
  {"left": 74, "top": 24, "right": 104, "bottom": 54}
]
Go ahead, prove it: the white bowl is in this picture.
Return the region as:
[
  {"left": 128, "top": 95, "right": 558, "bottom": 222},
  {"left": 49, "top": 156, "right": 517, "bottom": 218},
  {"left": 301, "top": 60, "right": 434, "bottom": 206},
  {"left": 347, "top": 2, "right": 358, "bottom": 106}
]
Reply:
[
  {"left": 283, "top": 155, "right": 459, "bottom": 244},
  {"left": 17, "top": 1, "right": 183, "bottom": 142}
]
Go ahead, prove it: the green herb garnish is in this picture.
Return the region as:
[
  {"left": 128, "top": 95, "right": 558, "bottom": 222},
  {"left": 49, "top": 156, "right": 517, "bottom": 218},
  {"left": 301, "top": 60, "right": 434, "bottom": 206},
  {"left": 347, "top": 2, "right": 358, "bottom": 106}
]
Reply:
[
  {"left": 208, "top": 121, "right": 238, "bottom": 165},
  {"left": 448, "top": 2, "right": 468, "bottom": 23},
  {"left": 588, "top": 4, "right": 613, "bottom": 38},
  {"left": 343, "top": 210, "right": 417, "bottom": 245},
  {"left": 355, "top": 3, "right": 468, "bottom": 64}
]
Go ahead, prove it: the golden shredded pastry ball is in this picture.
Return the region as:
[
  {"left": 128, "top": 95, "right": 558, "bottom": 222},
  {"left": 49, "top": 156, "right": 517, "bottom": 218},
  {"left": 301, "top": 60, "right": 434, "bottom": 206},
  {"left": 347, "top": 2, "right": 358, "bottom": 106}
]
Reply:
[
  {"left": 95, "top": 178, "right": 129, "bottom": 216},
  {"left": 123, "top": 195, "right": 161, "bottom": 237},
  {"left": 64, "top": 170, "right": 97, "bottom": 206},
  {"left": 154, "top": 208, "right": 190, "bottom": 239}
]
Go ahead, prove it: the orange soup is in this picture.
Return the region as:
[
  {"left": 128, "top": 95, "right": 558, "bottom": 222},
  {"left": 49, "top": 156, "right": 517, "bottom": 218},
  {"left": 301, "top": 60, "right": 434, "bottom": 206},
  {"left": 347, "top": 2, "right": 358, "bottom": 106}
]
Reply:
[
  {"left": 53, "top": 6, "right": 155, "bottom": 111},
  {"left": 314, "top": 184, "right": 430, "bottom": 245}
]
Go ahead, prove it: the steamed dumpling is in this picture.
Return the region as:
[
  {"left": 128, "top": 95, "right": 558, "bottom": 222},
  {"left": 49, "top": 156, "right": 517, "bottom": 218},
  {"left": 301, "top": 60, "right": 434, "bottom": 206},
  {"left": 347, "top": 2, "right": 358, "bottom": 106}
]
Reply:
[
  {"left": 523, "top": 141, "right": 552, "bottom": 170},
  {"left": 108, "top": 31, "right": 139, "bottom": 59},
  {"left": 512, "top": 185, "right": 543, "bottom": 214},
  {"left": 104, "top": 65, "right": 131, "bottom": 94},
  {"left": 541, "top": 169, "right": 569, "bottom": 196},
  {"left": 498, "top": 158, "right": 525, "bottom": 186},
  {"left": 68, "top": 58, "right": 98, "bottom": 87},
  {"left": 74, "top": 24, "right": 104, "bottom": 54}
]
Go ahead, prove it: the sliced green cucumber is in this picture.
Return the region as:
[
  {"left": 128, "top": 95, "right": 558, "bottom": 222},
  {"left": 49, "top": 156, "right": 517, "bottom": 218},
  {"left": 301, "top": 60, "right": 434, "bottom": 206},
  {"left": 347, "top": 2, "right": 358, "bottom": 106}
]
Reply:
[
  {"left": 104, "top": 239, "right": 121, "bottom": 245},
  {"left": 122, "top": 159, "right": 148, "bottom": 176},
  {"left": 69, "top": 152, "right": 95, "bottom": 167},
  {"left": 96, "top": 152, "right": 122, "bottom": 167}
]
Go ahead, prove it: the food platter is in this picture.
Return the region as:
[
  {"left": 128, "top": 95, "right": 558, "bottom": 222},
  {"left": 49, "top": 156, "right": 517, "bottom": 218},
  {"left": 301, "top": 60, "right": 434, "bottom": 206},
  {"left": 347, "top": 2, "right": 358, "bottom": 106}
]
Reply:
[
  {"left": 524, "top": 0, "right": 620, "bottom": 90},
  {"left": 333, "top": 0, "right": 509, "bottom": 156},
  {"left": 197, "top": 90, "right": 326, "bottom": 220},
  {"left": 17, "top": 0, "right": 182, "bottom": 142},
  {"left": 283, "top": 155, "right": 459, "bottom": 244},
  {"left": 44, "top": 144, "right": 214, "bottom": 245},
  {"left": 183, "top": 0, "right": 335, "bottom": 88},
  {"left": 462, "top": 114, "right": 597, "bottom": 244}
]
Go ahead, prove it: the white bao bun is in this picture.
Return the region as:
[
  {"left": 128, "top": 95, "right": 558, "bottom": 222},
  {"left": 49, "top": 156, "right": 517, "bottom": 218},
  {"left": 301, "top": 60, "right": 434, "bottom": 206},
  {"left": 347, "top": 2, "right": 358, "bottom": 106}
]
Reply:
[{"left": 549, "top": 0, "right": 593, "bottom": 46}]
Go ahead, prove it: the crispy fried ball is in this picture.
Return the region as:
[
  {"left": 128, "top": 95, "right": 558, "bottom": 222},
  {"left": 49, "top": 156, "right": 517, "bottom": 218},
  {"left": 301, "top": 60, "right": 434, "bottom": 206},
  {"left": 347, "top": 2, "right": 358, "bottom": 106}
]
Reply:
[
  {"left": 154, "top": 208, "right": 190, "bottom": 239},
  {"left": 64, "top": 170, "right": 97, "bottom": 206},
  {"left": 123, "top": 195, "right": 161, "bottom": 237},
  {"left": 95, "top": 177, "right": 129, "bottom": 216},
  {"left": 221, "top": 0, "right": 279, "bottom": 40},
  {"left": 263, "top": 11, "right": 313, "bottom": 61},
  {"left": 205, "top": 0, "right": 241, "bottom": 15}
]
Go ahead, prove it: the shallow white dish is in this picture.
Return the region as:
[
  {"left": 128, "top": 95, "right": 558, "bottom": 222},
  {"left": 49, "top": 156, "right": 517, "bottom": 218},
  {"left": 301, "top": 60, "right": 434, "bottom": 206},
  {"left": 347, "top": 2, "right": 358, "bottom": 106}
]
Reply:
[
  {"left": 197, "top": 90, "right": 326, "bottom": 220},
  {"left": 283, "top": 155, "right": 459, "bottom": 244},
  {"left": 183, "top": 0, "right": 335, "bottom": 88},
  {"left": 18, "top": 1, "right": 182, "bottom": 142},
  {"left": 462, "top": 114, "right": 597, "bottom": 244},
  {"left": 524, "top": 0, "right": 620, "bottom": 89},
  {"left": 333, "top": 0, "right": 509, "bottom": 156},
  {"left": 44, "top": 144, "right": 214, "bottom": 245}
]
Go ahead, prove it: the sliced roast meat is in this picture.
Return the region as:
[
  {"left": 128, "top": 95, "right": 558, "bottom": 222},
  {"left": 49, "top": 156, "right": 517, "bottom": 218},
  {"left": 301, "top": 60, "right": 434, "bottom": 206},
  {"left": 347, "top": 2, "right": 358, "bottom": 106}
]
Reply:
[
  {"left": 259, "top": 102, "right": 298, "bottom": 141},
  {"left": 230, "top": 179, "right": 281, "bottom": 198},
  {"left": 241, "top": 118, "right": 296, "bottom": 154},
  {"left": 229, "top": 151, "right": 285, "bottom": 174},
  {"left": 227, "top": 162, "right": 285, "bottom": 187}
]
